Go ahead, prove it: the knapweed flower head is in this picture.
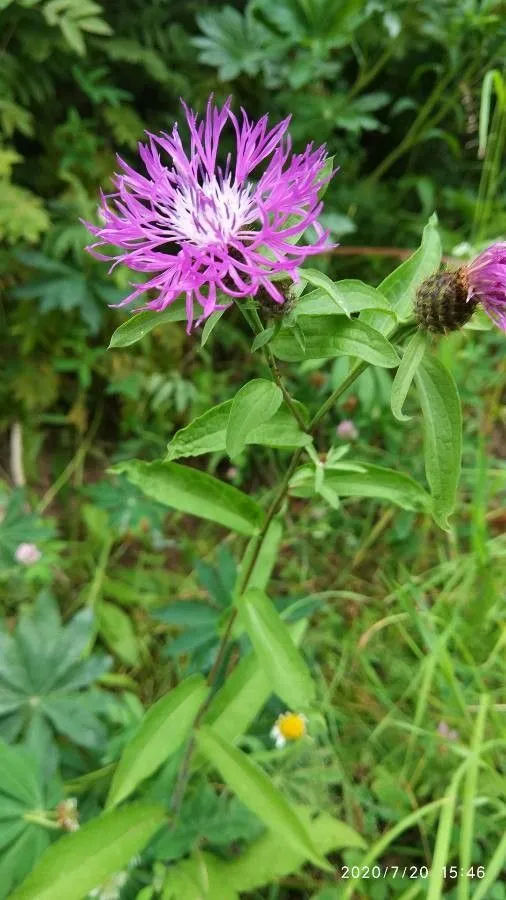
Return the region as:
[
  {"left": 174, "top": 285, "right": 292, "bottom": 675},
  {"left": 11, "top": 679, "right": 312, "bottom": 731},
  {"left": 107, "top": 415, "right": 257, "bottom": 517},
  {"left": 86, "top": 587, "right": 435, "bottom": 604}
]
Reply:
[
  {"left": 271, "top": 711, "right": 308, "bottom": 749},
  {"left": 86, "top": 96, "right": 332, "bottom": 329},
  {"left": 14, "top": 543, "right": 41, "bottom": 566},
  {"left": 466, "top": 242, "right": 506, "bottom": 331},
  {"left": 415, "top": 242, "right": 506, "bottom": 333}
]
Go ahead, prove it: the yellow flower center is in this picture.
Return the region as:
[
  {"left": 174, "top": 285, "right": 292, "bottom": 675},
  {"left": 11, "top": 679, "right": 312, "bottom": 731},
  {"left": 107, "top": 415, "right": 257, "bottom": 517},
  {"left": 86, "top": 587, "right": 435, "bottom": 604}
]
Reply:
[{"left": 277, "top": 713, "right": 306, "bottom": 741}]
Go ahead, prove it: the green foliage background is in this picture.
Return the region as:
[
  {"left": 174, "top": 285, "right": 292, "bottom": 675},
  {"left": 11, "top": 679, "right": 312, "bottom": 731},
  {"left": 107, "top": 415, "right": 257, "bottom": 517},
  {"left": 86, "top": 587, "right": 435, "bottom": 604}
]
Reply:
[{"left": 0, "top": 0, "right": 505, "bottom": 898}]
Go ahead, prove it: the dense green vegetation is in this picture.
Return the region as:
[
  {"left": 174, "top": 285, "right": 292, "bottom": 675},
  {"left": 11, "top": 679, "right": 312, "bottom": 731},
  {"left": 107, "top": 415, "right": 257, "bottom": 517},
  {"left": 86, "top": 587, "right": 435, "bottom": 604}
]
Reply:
[{"left": 0, "top": 1, "right": 505, "bottom": 898}]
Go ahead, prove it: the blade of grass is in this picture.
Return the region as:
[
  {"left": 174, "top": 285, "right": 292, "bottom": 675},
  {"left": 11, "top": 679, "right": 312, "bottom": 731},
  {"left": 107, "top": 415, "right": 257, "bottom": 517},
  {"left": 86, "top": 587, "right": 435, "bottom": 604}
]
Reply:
[
  {"left": 427, "top": 770, "right": 463, "bottom": 900},
  {"left": 471, "top": 831, "right": 506, "bottom": 900},
  {"left": 341, "top": 799, "right": 445, "bottom": 900},
  {"left": 458, "top": 694, "right": 489, "bottom": 900}
]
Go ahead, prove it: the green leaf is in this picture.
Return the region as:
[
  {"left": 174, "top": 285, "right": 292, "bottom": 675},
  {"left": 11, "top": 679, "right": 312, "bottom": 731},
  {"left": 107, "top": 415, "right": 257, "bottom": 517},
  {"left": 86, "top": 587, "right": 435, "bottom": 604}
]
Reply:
[
  {"left": 391, "top": 330, "right": 427, "bottom": 422},
  {"left": 196, "top": 727, "right": 330, "bottom": 871},
  {"left": 202, "top": 620, "right": 306, "bottom": 749},
  {"left": 166, "top": 402, "right": 308, "bottom": 460},
  {"left": 226, "top": 806, "right": 365, "bottom": 892},
  {"left": 226, "top": 379, "right": 283, "bottom": 458},
  {"left": 295, "top": 281, "right": 395, "bottom": 318},
  {"left": 107, "top": 675, "right": 207, "bottom": 808},
  {"left": 113, "top": 460, "right": 264, "bottom": 536},
  {"left": 272, "top": 317, "right": 399, "bottom": 367},
  {"left": 201, "top": 308, "right": 227, "bottom": 346},
  {"left": 108, "top": 299, "right": 187, "bottom": 348},
  {"left": 251, "top": 324, "right": 278, "bottom": 352},
  {"left": 237, "top": 588, "right": 315, "bottom": 708},
  {"left": 96, "top": 601, "right": 139, "bottom": 667},
  {"left": 10, "top": 804, "right": 166, "bottom": 900},
  {"left": 290, "top": 463, "right": 431, "bottom": 512},
  {"left": 415, "top": 354, "right": 462, "bottom": 530},
  {"left": 299, "top": 269, "right": 352, "bottom": 317},
  {"left": 365, "top": 214, "right": 442, "bottom": 333}
]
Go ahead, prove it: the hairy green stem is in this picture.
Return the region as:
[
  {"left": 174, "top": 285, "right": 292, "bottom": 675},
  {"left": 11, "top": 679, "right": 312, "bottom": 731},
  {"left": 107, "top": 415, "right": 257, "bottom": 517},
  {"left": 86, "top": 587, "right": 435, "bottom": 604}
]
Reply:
[
  {"left": 170, "top": 328, "right": 382, "bottom": 812},
  {"left": 249, "top": 306, "right": 308, "bottom": 432}
]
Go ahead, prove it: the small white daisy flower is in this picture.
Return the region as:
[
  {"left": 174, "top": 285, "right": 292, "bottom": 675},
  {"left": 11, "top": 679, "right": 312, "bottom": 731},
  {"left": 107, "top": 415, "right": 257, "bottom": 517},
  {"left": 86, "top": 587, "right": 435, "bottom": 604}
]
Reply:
[{"left": 270, "top": 711, "right": 308, "bottom": 749}]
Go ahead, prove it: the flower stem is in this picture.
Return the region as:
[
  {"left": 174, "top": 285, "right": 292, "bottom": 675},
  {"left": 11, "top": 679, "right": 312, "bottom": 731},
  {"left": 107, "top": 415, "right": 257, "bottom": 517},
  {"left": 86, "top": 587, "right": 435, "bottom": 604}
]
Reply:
[
  {"left": 169, "top": 337, "right": 381, "bottom": 813},
  {"left": 248, "top": 305, "right": 308, "bottom": 432}
]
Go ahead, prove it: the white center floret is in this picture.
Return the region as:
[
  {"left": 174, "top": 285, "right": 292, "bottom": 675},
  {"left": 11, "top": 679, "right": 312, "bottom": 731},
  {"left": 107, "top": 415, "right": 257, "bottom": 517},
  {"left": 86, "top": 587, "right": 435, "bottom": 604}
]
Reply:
[{"left": 168, "top": 175, "right": 258, "bottom": 246}]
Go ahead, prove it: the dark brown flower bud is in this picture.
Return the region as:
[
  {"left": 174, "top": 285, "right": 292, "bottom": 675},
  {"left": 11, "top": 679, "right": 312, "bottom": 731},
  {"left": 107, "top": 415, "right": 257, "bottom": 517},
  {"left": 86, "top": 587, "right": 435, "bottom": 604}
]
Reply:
[{"left": 414, "top": 269, "right": 478, "bottom": 333}]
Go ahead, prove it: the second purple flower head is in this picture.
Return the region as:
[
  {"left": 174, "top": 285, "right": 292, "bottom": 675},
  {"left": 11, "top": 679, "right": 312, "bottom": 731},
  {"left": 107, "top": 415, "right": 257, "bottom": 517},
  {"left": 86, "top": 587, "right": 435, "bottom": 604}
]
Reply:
[{"left": 86, "top": 97, "right": 333, "bottom": 329}]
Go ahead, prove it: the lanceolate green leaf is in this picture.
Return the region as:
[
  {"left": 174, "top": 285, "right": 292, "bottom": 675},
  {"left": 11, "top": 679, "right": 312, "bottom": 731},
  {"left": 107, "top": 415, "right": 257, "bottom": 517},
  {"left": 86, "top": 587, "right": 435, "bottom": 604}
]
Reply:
[
  {"left": 226, "top": 806, "right": 365, "bottom": 892},
  {"left": 237, "top": 588, "right": 315, "bottom": 708},
  {"left": 290, "top": 463, "right": 431, "bottom": 512},
  {"left": 108, "top": 298, "right": 187, "bottom": 348},
  {"left": 226, "top": 379, "right": 283, "bottom": 458},
  {"left": 271, "top": 316, "right": 399, "bottom": 367},
  {"left": 113, "top": 460, "right": 264, "bottom": 535},
  {"left": 391, "top": 330, "right": 427, "bottom": 422},
  {"left": 295, "top": 282, "right": 395, "bottom": 318},
  {"left": 166, "top": 403, "right": 308, "bottom": 460},
  {"left": 415, "top": 354, "right": 462, "bottom": 530},
  {"left": 10, "top": 805, "right": 166, "bottom": 900},
  {"left": 201, "top": 308, "right": 227, "bottom": 346},
  {"left": 107, "top": 675, "right": 208, "bottom": 808},
  {"left": 364, "top": 214, "right": 442, "bottom": 333},
  {"left": 299, "top": 269, "right": 352, "bottom": 316},
  {"left": 196, "top": 727, "right": 330, "bottom": 871},
  {"left": 201, "top": 620, "right": 306, "bottom": 749}
]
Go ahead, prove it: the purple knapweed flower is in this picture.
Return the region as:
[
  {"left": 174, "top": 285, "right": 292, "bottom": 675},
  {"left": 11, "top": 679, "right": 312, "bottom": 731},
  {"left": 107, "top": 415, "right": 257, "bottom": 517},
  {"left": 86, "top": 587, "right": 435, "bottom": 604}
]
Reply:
[
  {"left": 15, "top": 543, "right": 42, "bottom": 565},
  {"left": 415, "top": 242, "right": 506, "bottom": 333},
  {"left": 465, "top": 242, "right": 506, "bottom": 331},
  {"left": 86, "top": 97, "right": 333, "bottom": 329}
]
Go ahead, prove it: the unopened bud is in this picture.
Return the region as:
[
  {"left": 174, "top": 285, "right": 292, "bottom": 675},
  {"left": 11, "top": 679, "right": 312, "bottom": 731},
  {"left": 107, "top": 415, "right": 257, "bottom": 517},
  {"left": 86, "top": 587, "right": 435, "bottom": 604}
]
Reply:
[{"left": 414, "top": 269, "right": 477, "bottom": 333}]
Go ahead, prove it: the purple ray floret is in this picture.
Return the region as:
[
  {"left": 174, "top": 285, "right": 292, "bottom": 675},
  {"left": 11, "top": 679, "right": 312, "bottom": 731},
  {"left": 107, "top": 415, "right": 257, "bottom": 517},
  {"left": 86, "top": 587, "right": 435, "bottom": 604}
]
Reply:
[
  {"left": 466, "top": 242, "right": 506, "bottom": 331},
  {"left": 86, "top": 96, "right": 333, "bottom": 329}
]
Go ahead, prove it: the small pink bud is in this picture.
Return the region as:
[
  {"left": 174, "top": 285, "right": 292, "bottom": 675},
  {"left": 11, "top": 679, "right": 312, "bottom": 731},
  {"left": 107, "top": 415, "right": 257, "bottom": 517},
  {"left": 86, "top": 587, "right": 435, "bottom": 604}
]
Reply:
[
  {"left": 14, "top": 543, "right": 42, "bottom": 566},
  {"left": 336, "top": 420, "right": 359, "bottom": 441},
  {"left": 226, "top": 467, "right": 238, "bottom": 480}
]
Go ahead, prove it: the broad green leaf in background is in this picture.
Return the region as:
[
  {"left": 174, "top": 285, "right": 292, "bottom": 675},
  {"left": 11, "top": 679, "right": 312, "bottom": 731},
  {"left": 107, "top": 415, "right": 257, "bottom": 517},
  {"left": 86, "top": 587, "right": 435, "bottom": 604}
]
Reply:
[
  {"left": 290, "top": 463, "right": 431, "bottom": 513},
  {"left": 166, "top": 402, "right": 309, "bottom": 461},
  {"left": 225, "top": 806, "right": 365, "bottom": 893},
  {"left": 237, "top": 588, "right": 315, "bottom": 708},
  {"left": 0, "top": 592, "right": 111, "bottom": 750},
  {"left": 161, "top": 804, "right": 363, "bottom": 900},
  {"left": 107, "top": 674, "right": 207, "bottom": 807},
  {"left": 96, "top": 600, "right": 139, "bottom": 667},
  {"left": 113, "top": 460, "right": 264, "bottom": 536},
  {"left": 391, "top": 330, "right": 427, "bottom": 421},
  {"left": 415, "top": 354, "right": 462, "bottom": 530},
  {"left": 196, "top": 727, "right": 330, "bottom": 871},
  {"left": 271, "top": 316, "right": 399, "bottom": 367},
  {"left": 295, "top": 281, "right": 395, "bottom": 319},
  {"left": 108, "top": 299, "right": 187, "bottom": 348},
  {"left": 0, "top": 741, "right": 56, "bottom": 899},
  {"left": 363, "top": 214, "right": 442, "bottom": 333},
  {"left": 11, "top": 804, "right": 166, "bottom": 900},
  {"left": 226, "top": 379, "right": 283, "bottom": 458}
]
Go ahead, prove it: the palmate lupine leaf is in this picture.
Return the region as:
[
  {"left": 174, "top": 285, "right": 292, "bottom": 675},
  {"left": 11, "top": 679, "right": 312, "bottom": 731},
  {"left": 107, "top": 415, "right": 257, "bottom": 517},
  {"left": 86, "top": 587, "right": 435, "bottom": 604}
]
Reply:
[
  {"left": 0, "top": 741, "right": 61, "bottom": 900},
  {"left": 0, "top": 593, "right": 111, "bottom": 749}
]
